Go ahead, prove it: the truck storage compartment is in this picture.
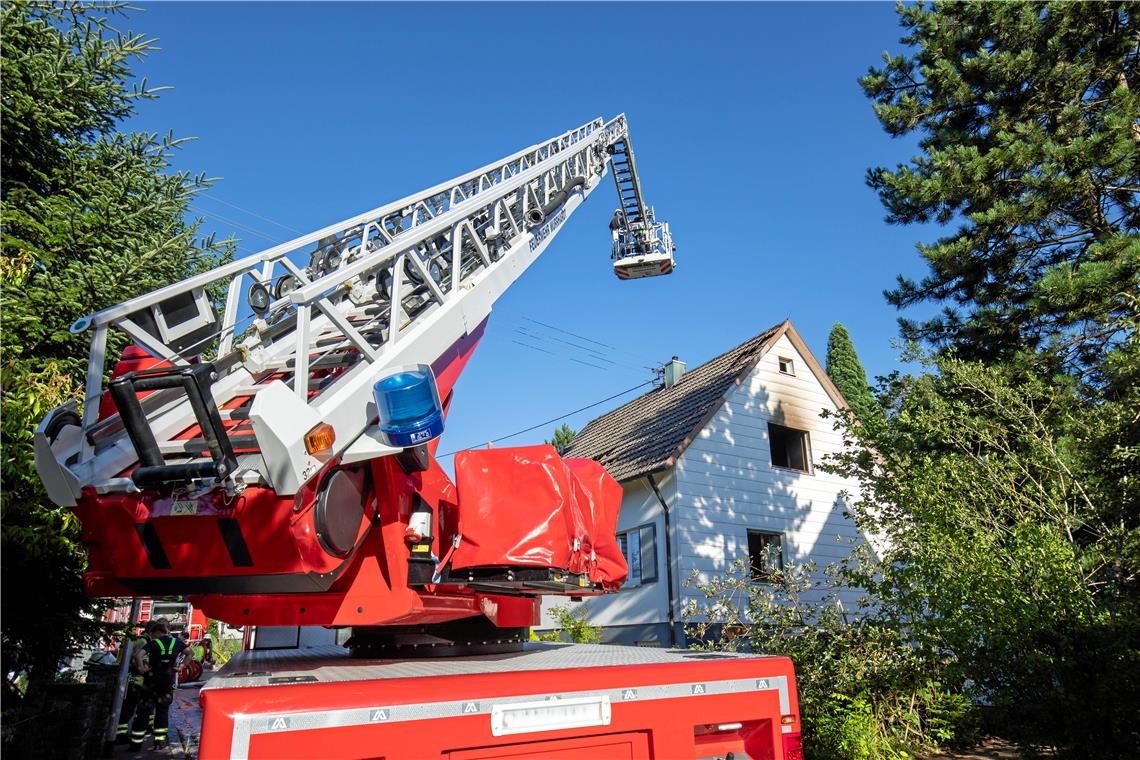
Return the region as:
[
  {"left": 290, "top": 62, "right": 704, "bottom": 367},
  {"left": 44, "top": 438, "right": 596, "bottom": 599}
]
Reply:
[
  {"left": 198, "top": 644, "right": 801, "bottom": 760},
  {"left": 450, "top": 446, "right": 626, "bottom": 589}
]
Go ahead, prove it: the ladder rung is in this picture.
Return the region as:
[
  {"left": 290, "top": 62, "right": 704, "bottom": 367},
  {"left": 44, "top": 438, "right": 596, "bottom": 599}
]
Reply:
[
  {"left": 158, "top": 434, "right": 259, "bottom": 456},
  {"left": 219, "top": 407, "right": 251, "bottom": 422}
]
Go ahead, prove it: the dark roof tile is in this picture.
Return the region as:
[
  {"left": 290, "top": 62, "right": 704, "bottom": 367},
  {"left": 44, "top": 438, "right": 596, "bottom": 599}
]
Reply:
[{"left": 564, "top": 321, "right": 787, "bottom": 482}]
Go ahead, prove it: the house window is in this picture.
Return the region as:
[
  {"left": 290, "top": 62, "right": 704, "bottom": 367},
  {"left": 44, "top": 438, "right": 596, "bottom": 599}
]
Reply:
[
  {"left": 748, "top": 530, "right": 784, "bottom": 581},
  {"left": 617, "top": 523, "right": 658, "bottom": 586},
  {"left": 768, "top": 423, "right": 810, "bottom": 472},
  {"left": 778, "top": 356, "right": 795, "bottom": 375}
]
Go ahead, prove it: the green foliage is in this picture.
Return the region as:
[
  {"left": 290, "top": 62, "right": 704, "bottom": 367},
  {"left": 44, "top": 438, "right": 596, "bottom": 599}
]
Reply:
[
  {"left": 861, "top": 1, "right": 1139, "bottom": 370},
  {"left": 205, "top": 619, "right": 242, "bottom": 666},
  {"left": 825, "top": 323, "right": 882, "bottom": 427},
  {"left": 822, "top": 354, "right": 1138, "bottom": 756},
  {"left": 1, "top": 0, "right": 231, "bottom": 708},
  {"left": 857, "top": 5, "right": 1139, "bottom": 753},
  {"left": 546, "top": 423, "right": 577, "bottom": 454},
  {"left": 211, "top": 637, "right": 243, "bottom": 667},
  {"left": 538, "top": 604, "right": 601, "bottom": 644},
  {"left": 684, "top": 560, "right": 979, "bottom": 759}
]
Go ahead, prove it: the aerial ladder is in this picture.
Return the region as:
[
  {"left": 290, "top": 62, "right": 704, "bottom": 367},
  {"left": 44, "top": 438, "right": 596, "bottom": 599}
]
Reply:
[
  {"left": 33, "top": 115, "right": 675, "bottom": 654},
  {"left": 35, "top": 116, "right": 806, "bottom": 760}
]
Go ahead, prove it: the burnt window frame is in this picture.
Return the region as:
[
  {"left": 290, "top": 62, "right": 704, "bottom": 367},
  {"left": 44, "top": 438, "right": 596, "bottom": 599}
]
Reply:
[{"left": 768, "top": 422, "right": 812, "bottom": 473}]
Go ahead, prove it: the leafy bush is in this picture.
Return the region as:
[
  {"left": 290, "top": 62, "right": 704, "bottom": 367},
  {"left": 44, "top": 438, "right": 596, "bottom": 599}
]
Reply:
[
  {"left": 684, "top": 559, "right": 980, "bottom": 759},
  {"left": 538, "top": 605, "right": 601, "bottom": 644},
  {"left": 823, "top": 354, "right": 1140, "bottom": 757}
]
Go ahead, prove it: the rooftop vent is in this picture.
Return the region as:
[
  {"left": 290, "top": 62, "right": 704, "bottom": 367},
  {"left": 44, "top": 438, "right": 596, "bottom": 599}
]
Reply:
[{"left": 663, "top": 356, "right": 686, "bottom": 389}]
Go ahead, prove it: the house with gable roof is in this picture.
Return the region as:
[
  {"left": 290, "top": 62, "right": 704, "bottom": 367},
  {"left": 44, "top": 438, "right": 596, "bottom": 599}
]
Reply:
[{"left": 539, "top": 320, "right": 869, "bottom": 646}]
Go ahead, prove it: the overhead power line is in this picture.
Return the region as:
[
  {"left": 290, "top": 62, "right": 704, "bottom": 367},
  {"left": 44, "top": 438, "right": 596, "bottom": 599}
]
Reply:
[
  {"left": 191, "top": 205, "right": 284, "bottom": 245},
  {"left": 200, "top": 193, "right": 304, "bottom": 235},
  {"left": 436, "top": 379, "right": 653, "bottom": 460},
  {"left": 520, "top": 315, "right": 660, "bottom": 367}
]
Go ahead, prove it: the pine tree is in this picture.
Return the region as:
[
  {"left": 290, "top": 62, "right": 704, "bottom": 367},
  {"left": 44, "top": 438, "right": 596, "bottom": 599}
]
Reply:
[
  {"left": 861, "top": 1, "right": 1138, "bottom": 372},
  {"left": 546, "top": 423, "right": 577, "bottom": 454},
  {"left": 853, "top": 4, "right": 1140, "bottom": 751},
  {"left": 1, "top": 1, "right": 231, "bottom": 708},
  {"left": 825, "top": 323, "right": 880, "bottom": 426}
]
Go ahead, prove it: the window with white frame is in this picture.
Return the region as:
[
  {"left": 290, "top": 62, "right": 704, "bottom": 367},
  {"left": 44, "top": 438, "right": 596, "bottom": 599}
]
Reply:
[
  {"left": 778, "top": 356, "right": 795, "bottom": 375},
  {"left": 616, "top": 523, "right": 658, "bottom": 587}
]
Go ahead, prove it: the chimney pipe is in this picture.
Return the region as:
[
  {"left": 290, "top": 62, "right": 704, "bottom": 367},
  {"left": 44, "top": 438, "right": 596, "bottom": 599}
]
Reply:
[{"left": 663, "top": 356, "right": 686, "bottom": 389}]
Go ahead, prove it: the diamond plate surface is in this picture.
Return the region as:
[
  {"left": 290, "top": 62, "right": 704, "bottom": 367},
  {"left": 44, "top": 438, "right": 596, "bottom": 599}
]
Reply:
[{"left": 204, "top": 642, "right": 775, "bottom": 691}]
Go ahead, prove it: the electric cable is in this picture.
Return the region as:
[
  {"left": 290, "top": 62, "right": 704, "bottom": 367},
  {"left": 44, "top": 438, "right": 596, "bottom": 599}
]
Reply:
[
  {"left": 509, "top": 331, "right": 649, "bottom": 377},
  {"left": 200, "top": 193, "right": 304, "bottom": 235},
  {"left": 435, "top": 379, "right": 653, "bottom": 460},
  {"left": 191, "top": 205, "right": 284, "bottom": 245},
  {"left": 498, "top": 314, "right": 660, "bottom": 373},
  {"left": 511, "top": 339, "right": 556, "bottom": 355},
  {"left": 507, "top": 323, "right": 652, "bottom": 373},
  {"left": 519, "top": 315, "right": 660, "bottom": 367}
]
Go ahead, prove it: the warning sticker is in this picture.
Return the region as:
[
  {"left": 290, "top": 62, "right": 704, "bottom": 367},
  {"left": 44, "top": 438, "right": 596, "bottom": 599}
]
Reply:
[{"left": 170, "top": 500, "right": 198, "bottom": 516}]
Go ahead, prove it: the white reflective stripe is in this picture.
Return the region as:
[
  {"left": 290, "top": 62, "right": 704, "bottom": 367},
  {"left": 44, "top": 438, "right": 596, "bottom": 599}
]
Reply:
[{"left": 226, "top": 675, "right": 790, "bottom": 760}]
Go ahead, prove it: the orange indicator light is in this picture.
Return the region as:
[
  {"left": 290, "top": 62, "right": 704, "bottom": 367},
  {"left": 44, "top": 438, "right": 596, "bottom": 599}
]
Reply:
[{"left": 304, "top": 422, "right": 336, "bottom": 454}]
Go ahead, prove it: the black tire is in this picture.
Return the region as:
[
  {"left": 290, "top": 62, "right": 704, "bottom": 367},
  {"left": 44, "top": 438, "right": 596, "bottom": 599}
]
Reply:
[{"left": 44, "top": 409, "right": 81, "bottom": 443}]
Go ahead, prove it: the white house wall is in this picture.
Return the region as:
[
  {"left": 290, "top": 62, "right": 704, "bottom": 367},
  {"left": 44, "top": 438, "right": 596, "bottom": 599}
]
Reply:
[
  {"left": 538, "top": 332, "right": 869, "bottom": 640},
  {"left": 674, "top": 333, "right": 865, "bottom": 613},
  {"left": 538, "top": 474, "right": 675, "bottom": 635}
]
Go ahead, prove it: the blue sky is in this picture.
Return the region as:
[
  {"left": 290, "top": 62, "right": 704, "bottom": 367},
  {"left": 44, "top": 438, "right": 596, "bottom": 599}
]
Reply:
[{"left": 123, "top": 1, "right": 935, "bottom": 465}]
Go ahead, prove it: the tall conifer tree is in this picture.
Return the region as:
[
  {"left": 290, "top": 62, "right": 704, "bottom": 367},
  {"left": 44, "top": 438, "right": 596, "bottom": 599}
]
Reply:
[
  {"left": 825, "top": 323, "right": 879, "bottom": 425},
  {"left": 1, "top": 1, "right": 231, "bottom": 707},
  {"left": 861, "top": 2, "right": 1138, "bottom": 372}
]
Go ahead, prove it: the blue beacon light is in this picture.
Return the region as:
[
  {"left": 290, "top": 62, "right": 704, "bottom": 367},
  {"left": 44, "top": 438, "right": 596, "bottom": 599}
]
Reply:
[{"left": 373, "top": 365, "right": 445, "bottom": 447}]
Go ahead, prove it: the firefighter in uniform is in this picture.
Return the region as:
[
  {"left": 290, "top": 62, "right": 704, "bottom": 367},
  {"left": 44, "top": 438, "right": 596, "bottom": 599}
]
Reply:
[
  {"left": 115, "top": 628, "right": 150, "bottom": 744},
  {"left": 129, "top": 619, "right": 188, "bottom": 751}
]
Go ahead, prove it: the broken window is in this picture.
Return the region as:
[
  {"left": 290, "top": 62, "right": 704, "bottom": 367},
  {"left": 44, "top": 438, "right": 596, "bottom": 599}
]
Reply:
[{"left": 768, "top": 423, "right": 810, "bottom": 472}]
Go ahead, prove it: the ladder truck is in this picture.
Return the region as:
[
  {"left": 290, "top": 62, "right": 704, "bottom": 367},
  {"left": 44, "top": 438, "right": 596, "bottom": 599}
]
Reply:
[{"left": 33, "top": 115, "right": 802, "bottom": 759}]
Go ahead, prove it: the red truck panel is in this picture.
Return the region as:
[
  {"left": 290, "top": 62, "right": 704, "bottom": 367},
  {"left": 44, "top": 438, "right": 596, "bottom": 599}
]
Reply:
[
  {"left": 198, "top": 644, "right": 800, "bottom": 760},
  {"left": 452, "top": 448, "right": 627, "bottom": 588}
]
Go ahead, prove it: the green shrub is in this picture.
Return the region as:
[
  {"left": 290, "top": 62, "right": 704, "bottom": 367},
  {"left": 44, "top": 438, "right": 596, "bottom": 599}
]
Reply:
[
  {"left": 684, "top": 559, "right": 980, "bottom": 759},
  {"left": 538, "top": 605, "right": 600, "bottom": 644}
]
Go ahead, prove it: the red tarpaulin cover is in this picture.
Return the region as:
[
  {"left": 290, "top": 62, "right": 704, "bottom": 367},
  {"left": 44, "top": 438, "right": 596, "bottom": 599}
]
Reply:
[{"left": 452, "top": 446, "right": 627, "bottom": 589}]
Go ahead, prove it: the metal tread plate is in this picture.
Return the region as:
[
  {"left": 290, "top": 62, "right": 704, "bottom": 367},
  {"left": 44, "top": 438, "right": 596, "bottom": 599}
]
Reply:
[{"left": 204, "top": 642, "right": 776, "bottom": 691}]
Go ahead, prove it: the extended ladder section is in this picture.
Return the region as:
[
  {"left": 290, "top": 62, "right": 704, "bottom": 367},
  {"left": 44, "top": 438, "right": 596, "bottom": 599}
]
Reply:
[
  {"left": 609, "top": 135, "right": 647, "bottom": 228},
  {"left": 608, "top": 134, "right": 676, "bottom": 280},
  {"left": 35, "top": 115, "right": 673, "bottom": 506}
]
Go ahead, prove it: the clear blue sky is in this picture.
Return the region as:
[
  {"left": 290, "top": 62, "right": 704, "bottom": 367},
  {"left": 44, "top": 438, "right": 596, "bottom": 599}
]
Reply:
[{"left": 123, "top": 1, "right": 936, "bottom": 466}]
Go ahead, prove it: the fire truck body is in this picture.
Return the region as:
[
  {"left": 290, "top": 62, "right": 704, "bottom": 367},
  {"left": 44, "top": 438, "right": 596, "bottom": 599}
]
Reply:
[
  {"left": 34, "top": 116, "right": 804, "bottom": 758},
  {"left": 199, "top": 644, "right": 802, "bottom": 760}
]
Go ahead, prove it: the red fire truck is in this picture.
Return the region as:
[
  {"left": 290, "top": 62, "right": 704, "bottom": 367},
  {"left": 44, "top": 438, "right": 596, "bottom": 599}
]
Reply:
[
  {"left": 199, "top": 644, "right": 801, "bottom": 759},
  {"left": 34, "top": 116, "right": 802, "bottom": 758}
]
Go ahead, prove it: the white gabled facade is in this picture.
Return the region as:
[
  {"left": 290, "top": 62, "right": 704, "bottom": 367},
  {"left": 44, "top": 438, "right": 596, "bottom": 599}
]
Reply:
[
  {"left": 538, "top": 324, "right": 868, "bottom": 646},
  {"left": 672, "top": 331, "right": 865, "bottom": 615}
]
